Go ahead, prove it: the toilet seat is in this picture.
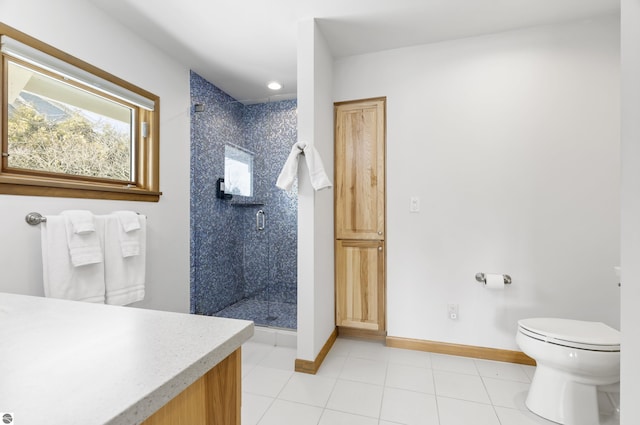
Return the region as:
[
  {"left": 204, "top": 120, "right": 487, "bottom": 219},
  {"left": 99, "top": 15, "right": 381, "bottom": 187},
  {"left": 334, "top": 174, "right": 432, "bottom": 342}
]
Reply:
[{"left": 518, "top": 318, "right": 620, "bottom": 352}]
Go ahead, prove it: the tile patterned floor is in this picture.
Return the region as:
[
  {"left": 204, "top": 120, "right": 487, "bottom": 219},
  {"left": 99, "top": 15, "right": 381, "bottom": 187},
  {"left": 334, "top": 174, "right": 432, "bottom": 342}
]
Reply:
[{"left": 241, "top": 337, "right": 620, "bottom": 425}]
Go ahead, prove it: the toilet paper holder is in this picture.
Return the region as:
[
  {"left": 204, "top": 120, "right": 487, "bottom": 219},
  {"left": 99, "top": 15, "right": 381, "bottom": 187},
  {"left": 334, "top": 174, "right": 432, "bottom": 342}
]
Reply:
[{"left": 475, "top": 273, "right": 512, "bottom": 285}]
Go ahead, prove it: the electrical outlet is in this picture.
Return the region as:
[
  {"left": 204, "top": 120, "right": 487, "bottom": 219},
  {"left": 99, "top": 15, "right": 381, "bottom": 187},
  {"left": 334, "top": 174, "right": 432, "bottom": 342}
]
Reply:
[{"left": 448, "top": 304, "right": 459, "bottom": 320}]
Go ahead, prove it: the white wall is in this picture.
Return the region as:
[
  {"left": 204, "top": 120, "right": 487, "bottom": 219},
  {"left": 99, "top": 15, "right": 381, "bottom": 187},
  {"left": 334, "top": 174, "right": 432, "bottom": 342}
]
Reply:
[
  {"left": 310, "top": 21, "right": 336, "bottom": 360},
  {"left": 620, "top": 1, "right": 640, "bottom": 423},
  {"left": 332, "top": 16, "right": 620, "bottom": 350},
  {"left": 0, "top": 0, "right": 192, "bottom": 313},
  {"left": 297, "top": 19, "right": 335, "bottom": 361}
]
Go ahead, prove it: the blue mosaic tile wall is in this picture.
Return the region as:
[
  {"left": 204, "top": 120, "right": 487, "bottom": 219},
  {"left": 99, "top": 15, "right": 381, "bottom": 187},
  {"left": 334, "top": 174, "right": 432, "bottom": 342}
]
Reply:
[{"left": 190, "top": 71, "right": 298, "bottom": 327}]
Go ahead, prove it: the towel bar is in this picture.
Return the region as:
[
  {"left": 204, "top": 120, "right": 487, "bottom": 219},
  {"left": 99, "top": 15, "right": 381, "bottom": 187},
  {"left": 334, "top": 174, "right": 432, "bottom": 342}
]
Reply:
[
  {"left": 26, "top": 211, "right": 143, "bottom": 225},
  {"left": 475, "top": 272, "right": 512, "bottom": 285},
  {"left": 25, "top": 212, "right": 46, "bottom": 225}
]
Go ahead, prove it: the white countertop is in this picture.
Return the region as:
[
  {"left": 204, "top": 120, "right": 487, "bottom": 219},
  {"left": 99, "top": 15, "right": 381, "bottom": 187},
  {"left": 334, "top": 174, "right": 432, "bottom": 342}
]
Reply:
[{"left": 0, "top": 292, "right": 253, "bottom": 425}]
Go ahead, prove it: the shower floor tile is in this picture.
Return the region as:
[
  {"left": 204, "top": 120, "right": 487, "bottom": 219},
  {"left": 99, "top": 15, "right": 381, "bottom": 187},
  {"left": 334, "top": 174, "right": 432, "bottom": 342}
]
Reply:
[{"left": 215, "top": 298, "right": 297, "bottom": 329}]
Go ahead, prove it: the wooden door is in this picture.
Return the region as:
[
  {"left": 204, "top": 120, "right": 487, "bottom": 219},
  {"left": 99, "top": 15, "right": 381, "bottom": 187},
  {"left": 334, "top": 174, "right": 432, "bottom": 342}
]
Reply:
[
  {"left": 334, "top": 98, "right": 385, "bottom": 240},
  {"left": 335, "top": 239, "right": 385, "bottom": 331}
]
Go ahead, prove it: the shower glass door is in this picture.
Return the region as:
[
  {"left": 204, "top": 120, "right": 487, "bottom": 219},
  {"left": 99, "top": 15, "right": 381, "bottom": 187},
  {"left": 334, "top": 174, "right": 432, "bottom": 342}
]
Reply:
[
  {"left": 240, "top": 207, "right": 276, "bottom": 326},
  {"left": 189, "top": 82, "right": 298, "bottom": 329}
]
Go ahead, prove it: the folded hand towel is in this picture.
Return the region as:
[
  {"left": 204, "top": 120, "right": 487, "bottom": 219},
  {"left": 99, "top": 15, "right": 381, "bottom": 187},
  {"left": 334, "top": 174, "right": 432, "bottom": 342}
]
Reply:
[
  {"left": 41, "top": 215, "right": 106, "bottom": 303},
  {"left": 276, "top": 141, "right": 332, "bottom": 191},
  {"left": 61, "top": 210, "right": 95, "bottom": 234},
  {"left": 113, "top": 211, "right": 142, "bottom": 257},
  {"left": 61, "top": 211, "right": 103, "bottom": 267},
  {"left": 113, "top": 210, "right": 141, "bottom": 232},
  {"left": 104, "top": 214, "right": 146, "bottom": 305}
]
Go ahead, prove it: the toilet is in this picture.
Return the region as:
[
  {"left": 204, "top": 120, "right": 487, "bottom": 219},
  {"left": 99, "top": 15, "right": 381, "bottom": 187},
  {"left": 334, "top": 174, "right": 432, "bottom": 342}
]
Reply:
[{"left": 516, "top": 318, "right": 620, "bottom": 425}]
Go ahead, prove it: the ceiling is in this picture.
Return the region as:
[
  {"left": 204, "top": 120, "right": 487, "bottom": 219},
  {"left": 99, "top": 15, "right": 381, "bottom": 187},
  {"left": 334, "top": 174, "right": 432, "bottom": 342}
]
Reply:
[{"left": 88, "top": 0, "right": 619, "bottom": 103}]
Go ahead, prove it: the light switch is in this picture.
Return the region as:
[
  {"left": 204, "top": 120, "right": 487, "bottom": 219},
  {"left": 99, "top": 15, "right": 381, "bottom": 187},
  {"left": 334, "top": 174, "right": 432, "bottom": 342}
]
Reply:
[{"left": 410, "top": 196, "right": 420, "bottom": 213}]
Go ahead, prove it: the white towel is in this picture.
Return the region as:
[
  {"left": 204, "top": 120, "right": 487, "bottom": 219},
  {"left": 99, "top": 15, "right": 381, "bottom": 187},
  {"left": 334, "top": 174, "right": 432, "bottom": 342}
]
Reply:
[
  {"left": 302, "top": 142, "right": 333, "bottom": 191},
  {"left": 41, "top": 216, "right": 106, "bottom": 303},
  {"left": 113, "top": 210, "right": 141, "bottom": 232},
  {"left": 103, "top": 214, "right": 146, "bottom": 305},
  {"left": 61, "top": 210, "right": 95, "bottom": 234},
  {"left": 112, "top": 211, "right": 142, "bottom": 257},
  {"left": 61, "top": 210, "right": 103, "bottom": 267},
  {"left": 276, "top": 141, "right": 332, "bottom": 191},
  {"left": 276, "top": 143, "right": 303, "bottom": 191}
]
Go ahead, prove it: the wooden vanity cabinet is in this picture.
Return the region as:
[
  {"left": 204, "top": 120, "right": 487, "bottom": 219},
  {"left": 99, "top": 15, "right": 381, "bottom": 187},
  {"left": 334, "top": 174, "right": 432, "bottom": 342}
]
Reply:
[{"left": 142, "top": 348, "right": 241, "bottom": 425}]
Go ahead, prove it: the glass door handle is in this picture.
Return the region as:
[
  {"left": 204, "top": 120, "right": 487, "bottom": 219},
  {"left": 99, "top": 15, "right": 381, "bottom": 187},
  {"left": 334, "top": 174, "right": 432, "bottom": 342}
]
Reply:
[{"left": 256, "top": 209, "right": 265, "bottom": 231}]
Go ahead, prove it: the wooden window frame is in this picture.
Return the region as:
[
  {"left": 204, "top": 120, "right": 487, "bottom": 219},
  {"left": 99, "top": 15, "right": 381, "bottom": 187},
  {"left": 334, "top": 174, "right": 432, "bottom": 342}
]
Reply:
[{"left": 0, "top": 23, "right": 161, "bottom": 202}]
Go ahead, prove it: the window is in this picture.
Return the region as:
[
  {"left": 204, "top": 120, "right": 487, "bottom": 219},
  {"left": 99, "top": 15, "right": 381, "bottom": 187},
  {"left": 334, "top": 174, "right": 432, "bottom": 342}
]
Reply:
[
  {"left": 0, "top": 23, "right": 161, "bottom": 201},
  {"left": 224, "top": 144, "right": 253, "bottom": 197}
]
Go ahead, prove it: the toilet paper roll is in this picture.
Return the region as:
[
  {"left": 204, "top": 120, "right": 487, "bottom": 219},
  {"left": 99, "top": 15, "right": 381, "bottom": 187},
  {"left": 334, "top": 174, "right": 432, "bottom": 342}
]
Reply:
[{"left": 484, "top": 273, "right": 505, "bottom": 289}]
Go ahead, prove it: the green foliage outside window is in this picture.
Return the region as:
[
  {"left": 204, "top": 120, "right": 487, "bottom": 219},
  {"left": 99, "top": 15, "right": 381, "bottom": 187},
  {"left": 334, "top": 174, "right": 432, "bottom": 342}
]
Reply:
[{"left": 8, "top": 103, "right": 131, "bottom": 181}]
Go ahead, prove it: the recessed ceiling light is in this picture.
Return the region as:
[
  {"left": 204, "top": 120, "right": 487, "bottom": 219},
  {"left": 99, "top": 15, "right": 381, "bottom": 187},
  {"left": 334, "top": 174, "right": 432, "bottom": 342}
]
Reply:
[{"left": 267, "top": 81, "right": 283, "bottom": 90}]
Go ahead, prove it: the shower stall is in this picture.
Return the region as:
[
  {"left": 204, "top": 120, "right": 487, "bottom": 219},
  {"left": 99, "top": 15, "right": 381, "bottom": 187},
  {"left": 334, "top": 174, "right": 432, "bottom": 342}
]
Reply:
[{"left": 190, "top": 71, "right": 298, "bottom": 329}]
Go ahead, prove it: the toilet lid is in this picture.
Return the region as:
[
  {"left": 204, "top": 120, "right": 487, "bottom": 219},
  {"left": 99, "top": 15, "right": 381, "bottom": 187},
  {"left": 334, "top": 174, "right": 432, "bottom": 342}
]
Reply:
[{"left": 518, "top": 318, "right": 620, "bottom": 351}]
